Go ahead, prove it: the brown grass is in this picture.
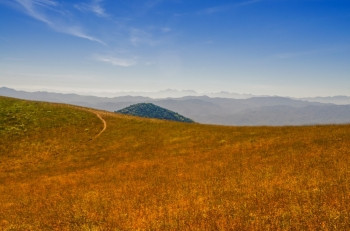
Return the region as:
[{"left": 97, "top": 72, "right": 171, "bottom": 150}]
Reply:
[{"left": 1, "top": 96, "right": 350, "bottom": 230}]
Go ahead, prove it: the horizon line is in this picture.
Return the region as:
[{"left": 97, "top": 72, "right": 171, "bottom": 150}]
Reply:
[{"left": 1, "top": 86, "right": 349, "bottom": 99}]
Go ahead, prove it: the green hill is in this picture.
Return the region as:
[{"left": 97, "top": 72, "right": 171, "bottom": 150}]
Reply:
[{"left": 116, "top": 103, "right": 194, "bottom": 123}]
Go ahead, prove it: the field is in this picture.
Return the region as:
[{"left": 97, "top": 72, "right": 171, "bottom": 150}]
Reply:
[{"left": 1, "top": 96, "right": 350, "bottom": 230}]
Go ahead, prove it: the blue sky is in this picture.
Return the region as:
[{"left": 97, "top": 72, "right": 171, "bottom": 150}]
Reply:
[{"left": 0, "top": 0, "right": 349, "bottom": 97}]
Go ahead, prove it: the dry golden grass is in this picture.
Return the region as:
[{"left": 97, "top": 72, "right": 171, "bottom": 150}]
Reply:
[{"left": 1, "top": 96, "right": 350, "bottom": 230}]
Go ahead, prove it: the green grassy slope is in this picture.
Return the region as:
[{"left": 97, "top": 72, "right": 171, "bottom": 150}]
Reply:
[
  {"left": 0, "top": 97, "right": 103, "bottom": 180},
  {"left": 1, "top": 96, "right": 350, "bottom": 230}
]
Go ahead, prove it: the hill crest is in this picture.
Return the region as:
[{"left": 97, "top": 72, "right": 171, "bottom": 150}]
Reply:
[{"left": 116, "top": 103, "right": 194, "bottom": 123}]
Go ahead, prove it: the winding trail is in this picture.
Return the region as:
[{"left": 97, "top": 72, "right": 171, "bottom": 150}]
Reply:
[{"left": 90, "top": 110, "right": 107, "bottom": 138}]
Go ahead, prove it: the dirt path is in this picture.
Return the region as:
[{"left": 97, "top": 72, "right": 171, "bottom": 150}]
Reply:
[
  {"left": 90, "top": 111, "right": 107, "bottom": 138},
  {"left": 77, "top": 107, "right": 107, "bottom": 140}
]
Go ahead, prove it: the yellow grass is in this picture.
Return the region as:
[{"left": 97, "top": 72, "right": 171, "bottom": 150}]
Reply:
[{"left": 1, "top": 96, "right": 350, "bottom": 230}]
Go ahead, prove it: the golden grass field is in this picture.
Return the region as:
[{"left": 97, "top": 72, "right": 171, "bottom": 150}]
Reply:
[{"left": 1, "top": 96, "right": 350, "bottom": 230}]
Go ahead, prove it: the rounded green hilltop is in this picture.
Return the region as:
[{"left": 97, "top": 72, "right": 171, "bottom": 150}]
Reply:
[{"left": 116, "top": 103, "right": 194, "bottom": 123}]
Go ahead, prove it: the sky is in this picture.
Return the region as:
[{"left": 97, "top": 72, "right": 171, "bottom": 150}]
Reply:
[{"left": 0, "top": 0, "right": 350, "bottom": 97}]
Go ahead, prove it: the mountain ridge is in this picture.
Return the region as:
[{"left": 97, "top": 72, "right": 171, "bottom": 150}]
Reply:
[{"left": 1, "top": 87, "right": 350, "bottom": 126}]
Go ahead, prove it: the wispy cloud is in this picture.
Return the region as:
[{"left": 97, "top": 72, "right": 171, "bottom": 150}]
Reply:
[
  {"left": 273, "top": 47, "right": 349, "bottom": 59},
  {"left": 75, "top": 0, "right": 108, "bottom": 17},
  {"left": 197, "top": 0, "right": 262, "bottom": 15},
  {"left": 93, "top": 54, "right": 136, "bottom": 67},
  {"left": 13, "top": 0, "right": 105, "bottom": 45},
  {"left": 64, "top": 26, "right": 106, "bottom": 45},
  {"left": 145, "top": 0, "right": 164, "bottom": 9},
  {"left": 237, "top": 0, "right": 262, "bottom": 7},
  {"left": 129, "top": 28, "right": 160, "bottom": 47},
  {"left": 15, "top": 0, "right": 54, "bottom": 24}
]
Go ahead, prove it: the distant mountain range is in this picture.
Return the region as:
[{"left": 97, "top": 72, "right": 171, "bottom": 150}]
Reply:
[
  {"left": 1, "top": 86, "right": 350, "bottom": 126},
  {"left": 116, "top": 103, "right": 194, "bottom": 123},
  {"left": 301, "top": 96, "right": 350, "bottom": 105}
]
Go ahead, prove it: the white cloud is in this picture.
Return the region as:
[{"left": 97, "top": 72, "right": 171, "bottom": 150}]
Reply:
[
  {"left": 75, "top": 0, "right": 108, "bottom": 17},
  {"left": 15, "top": 0, "right": 53, "bottom": 24},
  {"left": 93, "top": 55, "right": 136, "bottom": 67},
  {"left": 129, "top": 28, "right": 160, "bottom": 47},
  {"left": 65, "top": 26, "right": 106, "bottom": 45},
  {"left": 14, "top": 0, "right": 105, "bottom": 45}
]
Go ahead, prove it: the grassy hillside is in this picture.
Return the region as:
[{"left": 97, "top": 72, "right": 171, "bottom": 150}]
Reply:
[
  {"left": 116, "top": 103, "right": 194, "bottom": 123},
  {"left": 1, "top": 96, "right": 350, "bottom": 230}
]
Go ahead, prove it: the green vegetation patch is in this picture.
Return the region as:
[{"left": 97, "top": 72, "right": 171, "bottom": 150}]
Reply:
[
  {"left": 0, "top": 97, "right": 99, "bottom": 137},
  {"left": 116, "top": 103, "right": 194, "bottom": 123},
  {"left": 0, "top": 96, "right": 102, "bottom": 178}
]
